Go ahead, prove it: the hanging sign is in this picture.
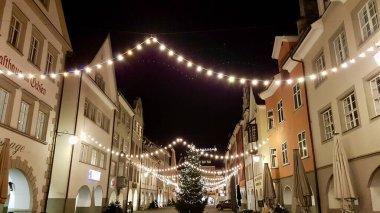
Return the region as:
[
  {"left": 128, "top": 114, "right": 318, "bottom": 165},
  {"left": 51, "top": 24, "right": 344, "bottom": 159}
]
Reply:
[{"left": 88, "top": 169, "right": 101, "bottom": 181}]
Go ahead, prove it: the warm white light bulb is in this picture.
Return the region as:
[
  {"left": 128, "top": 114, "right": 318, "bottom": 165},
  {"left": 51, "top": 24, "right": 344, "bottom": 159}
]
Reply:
[
  {"left": 217, "top": 73, "right": 224, "bottom": 79},
  {"left": 340, "top": 62, "right": 348, "bottom": 69},
  {"left": 207, "top": 70, "right": 213, "bottom": 76},
  {"left": 252, "top": 79, "right": 258, "bottom": 86},
  {"left": 228, "top": 76, "right": 235, "bottom": 83},
  {"left": 136, "top": 44, "right": 142, "bottom": 50},
  {"left": 275, "top": 80, "right": 281, "bottom": 85},
  {"left": 28, "top": 73, "right": 34, "bottom": 79},
  {"left": 7, "top": 71, "right": 13, "bottom": 76},
  {"left": 187, "top": 61, "right": 193, "bottom": 67},
  {"left": 152, "top": 37, "right": 158, "bottom": 43},
  {"left": 263, "top": 80, "right": 269, "bottom": 86},
  {"left": 349, "top": 59, "right": 356, "bottom": 64},
  {"left": 321, "top": 70, "right": 328, "bottom": 76},
  {"left": 96, "top": 64, "right": 102, "bottom": 69},
  {"left": 50, "top": 73, "right": 57, "bottom": 79},
  {"left": 145, "top": 38, "right": 151, "bottom": 45},
  {"left": 74, "top": 69, "right": 80, "bottom": 76},
  {"left": 309, "top": 74, "right": 316, "bottom": 80},
  {"left": 18, "top": 73, "right": 24, "bottom": 78},
  {"left": 359, "top": 52, "right": 366, "bottom": 58},
  {"left": 240, "top": 78, "right": 246, "bottom": 84},
  {"left": 177, "top": 55, "right": 183, "bottom": 62},
  {"left": 107, "top": 60, "right": 113, "bottom": 65},
  {"left": 297, "top": 77, "right": 305, "bottom": 83},
  {"left": 168, "top": 50, "right": 174, "bottom": 56},
  {"left": 286, "top": 79, "right": 293, "bottom": 85},
  {"left": 117, "top": 54, "right": 124, "bottom": 61},
  {"left": 160, "top": 44, "right": 166, "bottom": 51},
  {"left": 331, "top": 67, "right": 338, "bottom": 72},
  {"left": 63, "top": 72, "right": 68, "bottom": 77},
  {"left": 196, "top": 66, "right": 203, "bottom": 72},
  {"left": 85, "top": 67, "right": 92, "bottom": 73}
]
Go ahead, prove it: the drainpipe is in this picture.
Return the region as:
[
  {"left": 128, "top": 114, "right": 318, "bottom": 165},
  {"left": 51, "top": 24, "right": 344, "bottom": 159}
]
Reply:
[
  {"left": 105, "top": 110, "right": 117, "bottom": 206},
  {"left": 288, "top": 55, "right": 322, "bottom": 213},
  {"left": 125, "top": 115, "right": 134, "bottom": 210},
  {"left": 44, "top": 73, "right": 65, "bottom": 213}
]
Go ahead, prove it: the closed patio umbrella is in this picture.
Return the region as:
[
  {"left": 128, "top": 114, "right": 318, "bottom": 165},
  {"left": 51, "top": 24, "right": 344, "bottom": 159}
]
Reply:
[
  {"left": 333, "top": 134, "right": 356, "bottom": 212},
  {"left": 0, "top": 138, "right": 10, "bottom": 204},
  {"left": 263, "top": 163, "right": 276, "bottom": 208},
  {"left": 276, "top": 182, "right": 284, "bottom": 206},
  {"left": 293, "top": 150, "right": 312, "bottom": 213}
]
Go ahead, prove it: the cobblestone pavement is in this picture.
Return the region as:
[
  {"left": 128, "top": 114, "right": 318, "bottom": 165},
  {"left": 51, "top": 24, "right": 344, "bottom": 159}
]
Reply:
[{"left": 134, "top": 206, "right": 233, "bottom": 213}]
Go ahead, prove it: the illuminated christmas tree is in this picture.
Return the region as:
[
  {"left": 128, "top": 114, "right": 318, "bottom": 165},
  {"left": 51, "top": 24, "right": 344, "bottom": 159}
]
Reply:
[{"left": 175, "top": 149, "right": 207, "bottom": 213}]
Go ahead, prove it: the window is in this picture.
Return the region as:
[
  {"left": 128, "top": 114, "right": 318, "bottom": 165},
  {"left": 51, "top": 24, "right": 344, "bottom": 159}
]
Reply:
[
  {"left": 281, "top": 142, "right": 289, "bottom": 165},
  {"left": 298, "top": 131, "right": 308, "bottom": 158},
  {"left": 342, "top": 92, "right": 360, "bottom": 130},
  {"left": 84, "top": 99, "right": 110, "bottom": 132},
  {"left": 8, "top": 16, "right": 22, "bottom": 49},
  {"left": 95, "top": 73, "right": 105, "bottom": 92},
  {"left": 35, "top": 111, "right": 46, "bottom": 140},
  {"left": 321, "top": 108, "right": 335, "bottom": 140},
  {"left": 270, "top": 148, "right": 278, "bottom": 168},
  {"left": 370, "top": 74, "right": 380, "bottom": 116},
  {"left": 28, "top": 36, "right": 39, "bottom": 65},
  {"left": 277, "top": 100, "right": 284, "bottom": 123},
  {"left": 333, "top": 31, "right": 349, "bottom": 65},
  {"left": 314, "top": 52, "right": 327, "bottom": 83},
  {"left": 91, "top": 149, "right": 97, "bottom": 165},
  {"left": 80, "top": 144, "right": 89, "bottom": 162},
  {"left": 358, "top": 0, "right": 379, "bottom": 41},
  {"left": 0, "top": 88, "right": 10, "bottom": 124},
  {"left": 99, "top": 153, "right": 105, "bottom": 168},
  {"left": 267, "top": 110, "right": 274, "bottom": 130},
  {"left": 45, "top": 52, "right": 55, "bottom": 74},
  {"left": 293, "top": 83, "right": 302, "bottom": 109},
  {"left": 18, "top": 101, "right": 29, "bottom": 132},
  {"left": 111, "top": 161, "right": 116, "bottom": 176}
]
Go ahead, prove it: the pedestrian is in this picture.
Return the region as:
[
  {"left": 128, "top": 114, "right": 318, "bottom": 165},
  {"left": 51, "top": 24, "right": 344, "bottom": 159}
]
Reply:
[{"left": 127, "top": 201, "right": 133, "bottom": 213}]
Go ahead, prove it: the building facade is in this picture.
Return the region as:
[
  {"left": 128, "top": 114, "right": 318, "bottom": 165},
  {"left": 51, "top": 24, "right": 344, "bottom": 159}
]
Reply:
[
  {"left": 47, "top": 35, "right": 118, "bottom": 213},
  {"left": 241, "top": 87, "right": 268, "bottom": 211},
  {"left": 0, "top": 0, "right": 71, "bottom": 212},
  {"left": 282, "top": 0, "right": 380, "bottom": 212},
  {"left": 259, "top": 36, "right": 319, "bottom": 212}
]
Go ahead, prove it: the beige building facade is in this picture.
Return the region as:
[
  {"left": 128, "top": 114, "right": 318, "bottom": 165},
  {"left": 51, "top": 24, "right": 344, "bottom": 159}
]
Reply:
[{"left": 0, "top": 0, "right": 71, "bottom": 212}]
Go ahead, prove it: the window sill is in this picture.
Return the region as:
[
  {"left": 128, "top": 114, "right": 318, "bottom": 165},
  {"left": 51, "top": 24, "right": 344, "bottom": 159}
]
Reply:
[
  {"left": 301, "top": 155, "right": 309, "bottom": 160},
  {"left": 282, "top": 163, "right": 290, "bottom": 167},
  {"left": 271, "top": 166, "right": 279, "bottom": 169},
  {"left": 0, "top": 122, "right": 47, "bottom": 145},
  {"left": 370, "top": 114, "right": 380, "bottom": 121},
  {"left": 321, "top": 137, "right": 333, "bottom": 144},
  {"left": 79, "top": 160, "right": 106, "bottom": 170},
  {"left": 7, "top": 42, "right": 24, "bottom": 56},
  {"left": 294, "top": 105, "right": 303, "bottom": 112},
  {"left": 342, "top": 124, "right": 361, "bottom": 135}
]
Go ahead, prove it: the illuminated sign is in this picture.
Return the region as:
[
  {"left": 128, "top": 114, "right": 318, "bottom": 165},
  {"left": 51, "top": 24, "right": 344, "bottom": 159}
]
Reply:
[{"left": 88, "top": 170, "right": 101, "bottom": 181}]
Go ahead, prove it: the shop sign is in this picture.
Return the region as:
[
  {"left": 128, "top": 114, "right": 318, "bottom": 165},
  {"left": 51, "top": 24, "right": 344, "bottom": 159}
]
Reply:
[
  {"left": 0, "top": 138, "right": 26, "bottom": 156},
  {"left": 88, "top": 169, "right": 101, "bottom": 181}
]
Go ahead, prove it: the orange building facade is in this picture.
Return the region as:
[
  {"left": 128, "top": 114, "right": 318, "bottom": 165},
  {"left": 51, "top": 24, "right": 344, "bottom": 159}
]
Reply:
[{"left": 259, "top": 36, "right": 319, "bottom": 211}]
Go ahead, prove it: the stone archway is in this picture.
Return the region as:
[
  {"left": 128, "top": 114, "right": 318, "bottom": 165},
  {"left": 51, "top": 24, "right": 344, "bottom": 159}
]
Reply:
[
  {"left": 76, "top": 186, "right": 91, "bottom": 212},
  {"left": 369, "top": 166, "right": 380, "bottom": 211},
  {"left": 9, "top": 156, "right": 39, "bottom": 212}
]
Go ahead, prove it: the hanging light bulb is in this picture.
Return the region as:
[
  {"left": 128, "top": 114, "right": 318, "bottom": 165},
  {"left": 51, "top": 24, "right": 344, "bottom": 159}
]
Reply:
[
  {"left": 196, "top": 66, "right": 203, "bottom": 72},
  {"left": 107, "top": 60, "right": 113, "bottom": 65},
  {"left": 168, "top": 50, "right": 174, "bottom": 56},
  {"left": 85, "top": 67, "right": 92, "bottom": 73},
  {"left": 74, "top": 69, "right": 80, "bottom": 75},
  {"left": 240, "top": 78, "right": 246, "bottom": 84},
  {"left": 207, "top": 70, "right": 213, "bottom": 76},
  {"left": 117, "top": 54, "right": 124, "bottom": 61},
  {"left": 136, "top": 44, "right": 142, "bottom": 50},
  {"left": 187, "top": 61, "right": 193, "bottom": 67},
  {"left": 96, "top": 64, "right": 102, "bottom": 69},
  {"left": 217, "top": 73, "right": 224, "bottom": 79},
  {"left": 228, "top": 76, "right": 235, "bottom": 83},
  {"left": 177, "top": 55, "right": 183, "bottom": 62},
  {"left": 160, "top": 44, "right": 166, "bottom": 51},
  {"left": 251, "top": 79, "right": 258, "bottom": 86}
]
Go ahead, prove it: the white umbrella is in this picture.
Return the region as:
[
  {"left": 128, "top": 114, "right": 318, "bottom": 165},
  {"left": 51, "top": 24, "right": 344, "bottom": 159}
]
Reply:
[{"left": 333, "top": 134, "right": 356, "bottom": 212}]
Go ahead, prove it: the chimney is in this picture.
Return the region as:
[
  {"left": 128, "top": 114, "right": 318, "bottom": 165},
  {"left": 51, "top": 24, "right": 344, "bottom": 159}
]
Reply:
[{"left": 297, "top": 0, "right": 319, "bottom": 35}]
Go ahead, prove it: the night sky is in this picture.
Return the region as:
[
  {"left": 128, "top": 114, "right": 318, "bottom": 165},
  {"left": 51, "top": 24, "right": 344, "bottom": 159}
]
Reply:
[{"left": 61, "top": 1, "right": 300, "bottom": 153}]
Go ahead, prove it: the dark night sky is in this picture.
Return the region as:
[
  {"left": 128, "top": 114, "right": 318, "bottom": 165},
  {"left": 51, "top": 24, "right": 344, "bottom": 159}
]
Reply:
[{"left": 61, "top": 1, "right": 300, "bottom": 153}]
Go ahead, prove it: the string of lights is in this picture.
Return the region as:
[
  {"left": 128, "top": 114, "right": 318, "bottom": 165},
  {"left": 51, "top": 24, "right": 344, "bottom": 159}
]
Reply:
[{"left": 3, "top": 37, "right": 379, "bottom": 88}]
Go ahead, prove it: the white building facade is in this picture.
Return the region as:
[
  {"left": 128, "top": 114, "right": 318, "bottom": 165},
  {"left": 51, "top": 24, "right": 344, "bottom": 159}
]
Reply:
[
  {"left": 282, "top": 0, "right": 380, "bottom": 212},
  {"left": 0, "top": 0, "right": 71, "bottom": 212},
  {"left": 47, "top": 36, "right": 118, "bottom": 213}
]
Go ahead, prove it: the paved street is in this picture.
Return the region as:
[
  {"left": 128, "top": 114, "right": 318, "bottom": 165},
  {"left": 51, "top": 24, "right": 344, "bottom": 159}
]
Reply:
[{"left": 135, "top": 206, "right": 233, "bottom": 213}]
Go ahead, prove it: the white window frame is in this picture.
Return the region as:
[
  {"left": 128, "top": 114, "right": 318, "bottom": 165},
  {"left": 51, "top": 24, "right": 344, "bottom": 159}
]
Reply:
[
  {"left": 45, "top": 51, "right": 55, "bottom": 74},
  {"left": 18, "top": 101, "right": 29, "bottom": 132},
  {"left": 99, "top": 153, "right": 105, "bottom": 168},
  {"left": 29, "top": 36, "right": 39, "bottom": 65},
  {"left": 80, "top": 143, "right": 89, "bottom": 163},
  {"left": 267, "top": 110, "right": 274, "bottom": 130},
  {"left": 91, "top": 149, "right": 97, "bottom": 166},
  {"left": 370, "top": 74, "right": 380, "bottom": 116},
  {"left": 0, "top": 88, "right": 10, "bottom": 124},
  {"left": 35, "top": 111, "right": 46, "bottom": 139},
  {"left": 277, "top": 100, "right": 284, "bottom": 123},
  {"left": 8, "top": 15, "right": 22, "bottom": 48},
  {"left": 333, "top": 31, "right": 348, "bottom": 65},
  {"left": 281, "top": 142, "right": 289, "bottom": 165},
  {"left": 293, "top": 83, "right": 302, "bottom": 109},
  {"left": 358, "top": 0, "right": 379, "bottom": 41},
  {"left": 298, "top": 131, "right": 308, "bottom": 159},
  {"left": 343, "top": 92, "right": 360, "bottom": 130},
  {"left": 314, "top": 52, "right": 327, "bottom": 83},
  {"left": 321, "top": 108, "right": 335, "bottom": 140},
  {"left": 270, "top": 148, "right": 278, "bottom": 168}
]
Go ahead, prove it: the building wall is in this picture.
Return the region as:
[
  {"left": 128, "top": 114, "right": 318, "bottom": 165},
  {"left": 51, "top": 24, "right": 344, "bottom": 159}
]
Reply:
[
  {"left": 301, "top": 0, "right": 380, "bottom": 212},
  {"left": 0, "top": 0, "right": 71, "bottom": 212}
]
